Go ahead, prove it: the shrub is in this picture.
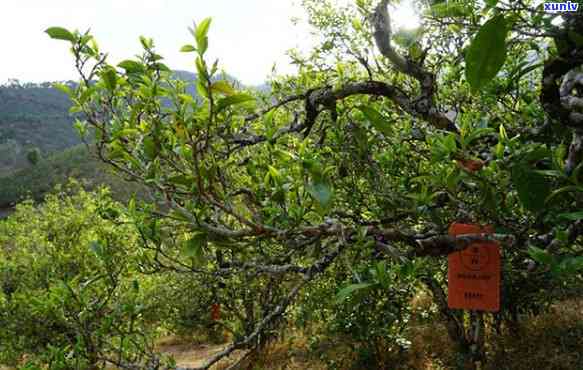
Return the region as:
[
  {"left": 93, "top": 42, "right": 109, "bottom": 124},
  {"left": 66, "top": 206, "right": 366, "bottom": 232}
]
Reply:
[{"left": 0, "top": 182, "right": 170, "bottom": 369}]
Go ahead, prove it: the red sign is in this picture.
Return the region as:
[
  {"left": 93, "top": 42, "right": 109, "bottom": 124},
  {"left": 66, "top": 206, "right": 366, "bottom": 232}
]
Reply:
[
  {"left": 448, "top": 223, "right": 500, "bottom": 312},
  {"left": 211, "top": 303, "right": 221, "bottom": 321}
]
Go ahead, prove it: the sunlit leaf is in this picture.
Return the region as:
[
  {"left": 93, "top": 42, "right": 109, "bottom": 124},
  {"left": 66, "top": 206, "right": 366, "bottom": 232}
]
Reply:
[
  {"left": 511, "top": 164, "right": 551, "bottom": 212},
  {"left": 558, "top": 211, "right": 583, "bottom": 221},
  {"left": 180, "top": 44, "right": 197, "bottom": 53},
  {"left": 211, "top": 80, "right": 236, "bottom": 96},
  {"left": 358, "top": 106, "right": 391, "bottom": 136},
  {"left": 216, "top": 93, "right": 255, "bottom": 113},
  {"left": 118, "top": 60, "right": 145, "bottom": 74},
  {"left": 45, "top": 27, "right": 76, "bottom": 42},
  {"left": 307, "top": 181, "right": 333, "bottom": 208},
  {"left": 465, "top": 15, "right": 509, "bottom": 92},
  {"left": 335, "top": 283, "right": 374, "bottom": 303}
]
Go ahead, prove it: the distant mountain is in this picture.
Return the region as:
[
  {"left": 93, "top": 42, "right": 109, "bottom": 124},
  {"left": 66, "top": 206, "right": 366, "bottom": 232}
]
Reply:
[
  {"left": 0, "top": 71, "right": 269, "bottom": 211},
  {"left": 0, "top": 83, "right": 77, "bottom": 174},
  {"left": 0, "top": 72, "right": 268, "bottom": 175},
  {"left": 0, "top": 144, "right": 148, "bottom": 210}
]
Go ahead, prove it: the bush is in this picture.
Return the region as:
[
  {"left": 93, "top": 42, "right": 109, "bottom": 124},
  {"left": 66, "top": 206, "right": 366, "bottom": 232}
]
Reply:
[{"left": 0, "top": 182, "right": 170, "bottom": 369}]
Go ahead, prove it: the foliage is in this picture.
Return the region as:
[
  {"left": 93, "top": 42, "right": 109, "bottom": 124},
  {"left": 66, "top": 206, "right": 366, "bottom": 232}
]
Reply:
[
  {"left": 294, "top": 258, "right": 422, "bottom": 369},
  {"left": 39, "top": 0, "right": 583, "bottom": 368},
  {"left": 25, "top": 147, "right": 41, "bottom": 166},
  {"left": 0, "top": 183, "right": 174, "bottom": 369}
]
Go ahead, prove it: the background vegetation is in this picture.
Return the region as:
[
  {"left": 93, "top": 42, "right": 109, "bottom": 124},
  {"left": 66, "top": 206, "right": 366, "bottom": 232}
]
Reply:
[{"left": 1, "top": 0, "right": 583, "bottom": 369}]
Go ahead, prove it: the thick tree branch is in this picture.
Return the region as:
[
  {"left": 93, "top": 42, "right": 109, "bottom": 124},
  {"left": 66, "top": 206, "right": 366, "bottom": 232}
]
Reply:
[
  {"left": 181, "top": 240, "right": 347, "bottom": 370},
  {"left": 371, "top": 0, "right": 456, "bottom": 133}
]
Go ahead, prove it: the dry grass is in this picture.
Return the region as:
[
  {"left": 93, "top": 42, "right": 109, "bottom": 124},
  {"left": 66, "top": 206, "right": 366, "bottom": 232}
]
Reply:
[
  {"left": 3, "top": 297, "right": 581, "bottom": 369},
  {"left": 394, "top": 295, "right": 583, "bottom": 370},
  {"left": 486, "top": 298, "right": 583, "bottom": 370},
  {"left": 161, "top": 295, "right": 580, "bottom": 370}
]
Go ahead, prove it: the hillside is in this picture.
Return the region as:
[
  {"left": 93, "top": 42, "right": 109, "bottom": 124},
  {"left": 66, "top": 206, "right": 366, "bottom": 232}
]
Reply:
[
  {"left": 0, "top": 144, "right": 149, "bottom": 209},
  {"left": 0, "top": 71, "right": 266, "bottom": 211},
  {"left": 0, "top": 82, "right": 77, "bottom": 173},
  {"left": 0, "top": 71, "right": 262, "bottom": 175}
]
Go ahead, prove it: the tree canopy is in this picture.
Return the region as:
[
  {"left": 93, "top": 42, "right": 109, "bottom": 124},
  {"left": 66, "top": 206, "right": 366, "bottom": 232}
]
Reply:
[{"left": 36, "top": 0, "right": 583, "bottom": 368}]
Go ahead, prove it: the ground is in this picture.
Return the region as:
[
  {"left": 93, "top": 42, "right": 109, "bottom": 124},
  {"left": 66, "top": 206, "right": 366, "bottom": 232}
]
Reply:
[
  {"left": 157, "top": 297, "right": 583, "bottom": 370},
  {"left": 1, "top": 298, "right": 582, "bottom": 369}
]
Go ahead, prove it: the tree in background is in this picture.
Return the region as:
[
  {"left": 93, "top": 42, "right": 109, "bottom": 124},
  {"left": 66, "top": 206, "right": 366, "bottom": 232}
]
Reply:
[
  {"left": 26, "top": 147, "right": 41, "bottom": 166},
  {"left": 46, "top": 0, "right": 583, "bottom": 368},
  {"left": 0, "top": 182, "right": 172, "bottom": 369}
]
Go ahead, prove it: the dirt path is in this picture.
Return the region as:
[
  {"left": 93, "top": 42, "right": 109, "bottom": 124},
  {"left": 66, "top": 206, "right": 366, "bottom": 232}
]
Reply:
[{"left": 158, "top": 342, "right": 229, "bottom": 368}]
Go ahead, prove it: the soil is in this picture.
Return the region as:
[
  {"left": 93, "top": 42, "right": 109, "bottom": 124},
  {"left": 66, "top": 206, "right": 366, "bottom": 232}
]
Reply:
[{"left": 158, "top": 342, "right": 229, "bottom": 368}]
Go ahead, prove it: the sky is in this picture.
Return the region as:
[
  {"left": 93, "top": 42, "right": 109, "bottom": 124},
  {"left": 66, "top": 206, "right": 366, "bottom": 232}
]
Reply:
[
  {"left": 0, "top": 0, "right": 420, "bottom": 86},
  {"left": 0, "top": 0, "right": 312, "bottom": 85}
]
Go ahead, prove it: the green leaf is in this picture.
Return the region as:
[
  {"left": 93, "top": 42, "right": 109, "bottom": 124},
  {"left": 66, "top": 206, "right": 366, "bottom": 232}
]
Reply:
[
  {"left": 180, "top": 44, "right": 197, "bottom": 53},
  {"left": 267, "top": 165, "right": 282, "bottom": 183},
  {"left": 100, "top": 68, "right": 117, "bottom": 91},
  {"left": 393, "top": 29, "right": 420, "bottom": 48},
  {"left": 558, "top": 211, "right": 583, "bottom": 221},
  {"left": 74, "top": 119, "right": 87, "bottom": 137},
  {"left": 554, "top": 144, "right": 567, "bottom": 171},
  {"left": 154, "top": 62, "right": 171, "bottom": 72},
  {"left": 335, "top": 283, "right": 374, "bottom": 302},
  {"left": 182, "top": 232, "right": 208, "bottom": 264},
  {"left": 375, "top": 262, "right": 390, "bottom": 288},
  {"left": 532, "top": 170, "right": 563, "bottom": 178},
  {"left": 302, "top": 158, "right": 324, "bottom": 183},
  {"left": 499, "top": 124, "right": 508, "bottom": 141},
  {"left": 53, "top": 83, "right": 72, "bottom": 96},
  {"left": 545, "top": 186, "right": 583, "bottom": 204},
  {"left": 495, "top": 142, "right": 505, "bottom": 159},
  {"left": 143, "top": 136, "right": 158, "bottom": 160},
  {"left": 195, "top": 57, "right": 208, "bottom": 81},
  {"left": 528, "top": 246, "right": 555, "bottom": 266},
  {"left": 89, "top": 241, "right": 105, "bottom": 260},
  {"left": 511, "top": 164, "right": 551, "bottom": 212},
  {"left": 195, "top": 18, "right": 212, "bottom": 55},
  {"left": 197, "top": 37, "right": 209, "bottom": 55},
  {"left": 358, "top": 106, "right": 391, "bottom": 136},
  {"left": 431, "top": 133, "right": 458, "bottom": 161},
  {"left": 139, "top": 36, "right": 153, "bottom": 49},
  {"left": 179, "top": 94, "right": 195, "bottom": 104},
  {"left": 510, "top": 63, "right": 544, "bottom": 85},
  {"left": 558, "top": 257, "right": 583, "bottom": 275},
  {"left": 465, "top": 15, "right": 509, "bottom": 92},
  {"left": 115, "top": 129, "right": 139, "bottom": 139},
  {"left": 427, "top": 2, "right": 472, "bottom": 18},
  {"left": 211, "top": 80, "right": 236, "bottom": 96},
  {"left": 463, "top": 127, "right": 495, "bottom": 147},
  {"left": 307, "top": 181, "right": 333, "bottom": 208},
  {"left": 168, "top": 175, "right": 195, "bottom": 188},
  {"left": 196, "top": 18, "right": 212, "bottom": 42},
  {"left": 118, "top": 60, "right": 145, "bottom": 74},
  {"left": 196, "top": 79, "right": 209, "bottom": 99},
  {"left": 443, "top": 134, "right": 457, "bottom": 152},
  {"left": 45, "top": 27, "right": 76, "bottom": 42},
  {"left": 216, "top": 93, "right": 255, "bottom": 113}
]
